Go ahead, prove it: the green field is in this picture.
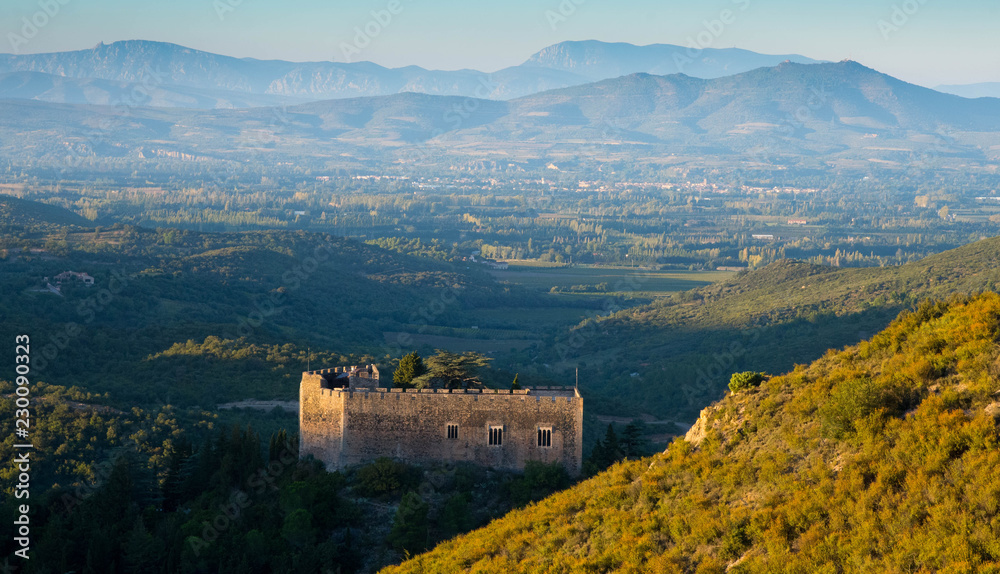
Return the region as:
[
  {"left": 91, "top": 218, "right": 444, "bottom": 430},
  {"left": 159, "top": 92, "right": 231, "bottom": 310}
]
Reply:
[
  {"left": 386, "top": 265, "right": 738, "bottom": 360},
  {"left": 490, "top": 265, "right": 734, "bottom": 297}
]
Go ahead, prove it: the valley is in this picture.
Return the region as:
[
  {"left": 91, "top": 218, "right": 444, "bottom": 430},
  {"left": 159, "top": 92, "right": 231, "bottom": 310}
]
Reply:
[{"left": 3, "top": 27, "right": 1000, "bottom": 573}]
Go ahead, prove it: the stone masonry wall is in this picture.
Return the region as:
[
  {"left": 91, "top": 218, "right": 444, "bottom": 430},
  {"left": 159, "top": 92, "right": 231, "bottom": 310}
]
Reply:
[
  {"left": 300, "top": 369, "right": 583, "bottom": 475},
  {"left": 299, "top": 371, "right": 345, "bottom": 464}
]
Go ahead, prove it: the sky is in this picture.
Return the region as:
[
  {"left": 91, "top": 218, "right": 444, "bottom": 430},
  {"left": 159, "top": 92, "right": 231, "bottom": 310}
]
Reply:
[{"left": 1, "top": 0, "right": 998, "bottom": 87}]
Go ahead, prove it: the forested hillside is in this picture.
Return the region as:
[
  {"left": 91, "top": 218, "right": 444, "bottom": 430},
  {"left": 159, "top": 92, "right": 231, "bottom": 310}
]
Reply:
[
  {"left": 0, "top": 209, "right": 552, "bottom": 407},
  {"left": 563, "top": 237, "right": 1000, "bottom": 421},
  {"left": 387, "top": 294, "right": 1000, "bottom": 573}
]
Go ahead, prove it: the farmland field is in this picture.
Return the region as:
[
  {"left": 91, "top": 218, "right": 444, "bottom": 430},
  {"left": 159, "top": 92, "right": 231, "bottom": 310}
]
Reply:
[{"left": 489, "top": 265, "right": 735, "bottom": 297}]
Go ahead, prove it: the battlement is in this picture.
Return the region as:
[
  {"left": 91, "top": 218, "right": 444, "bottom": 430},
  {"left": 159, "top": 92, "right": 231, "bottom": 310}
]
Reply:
[
  {"left": 317, "top": 386, "right": 579, "bottom": 398},
  {"left": 300, "top": 365, "right": 583, "bottom": 474},
  {"left": 306, "top": 364, "right": 379, "bottom": 381},
  {"left": 304, "top": 364, "right": 380, "bottom": 392}
]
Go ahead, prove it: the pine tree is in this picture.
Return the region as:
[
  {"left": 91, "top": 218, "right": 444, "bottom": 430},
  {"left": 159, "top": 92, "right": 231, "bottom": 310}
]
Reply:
[
  {"left": 412, "top": 351, "right": 491, "bottom": 389},
  {"left": 393, "top": 352, "right": 427, "bottom": 389},
  {"left": 388, "top": 492, "right": 430, "bottom": 555},
  {"left": 621, "top": 420, "right": 648, "bottom": 459},
  {"left": 583, "top": 424, "right": 626, "bottom": 476},
  {"left": 269, "top": 429, "right": 292, "bottom": 461}
]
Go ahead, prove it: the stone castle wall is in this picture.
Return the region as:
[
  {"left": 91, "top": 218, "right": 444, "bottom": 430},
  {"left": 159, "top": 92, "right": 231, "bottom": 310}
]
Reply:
[
  {"left": 299, "top": 371, "right": 345, "bottom": 465},
  {"left": 299, "top": 367, "right": 583, "bottom": 475}
]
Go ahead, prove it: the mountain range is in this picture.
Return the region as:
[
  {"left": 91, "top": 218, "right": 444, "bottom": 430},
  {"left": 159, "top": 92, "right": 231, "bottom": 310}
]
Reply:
[
  {"left": 936, "top": 82, "right": 1000, "bottom": 99},
  {"left": 0, "top": 40, "right": 821, "bottom": 107},
  {"left": 3, "top": 59, "right": 999, "bottom": 169}
]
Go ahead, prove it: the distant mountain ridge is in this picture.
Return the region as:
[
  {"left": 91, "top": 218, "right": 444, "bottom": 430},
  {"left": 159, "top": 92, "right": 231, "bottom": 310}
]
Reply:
[
  {"left": 522, "top": 40, "right": 822, "bottom": 80},
  {"left": 2, "top": 59, "right": 999, "bottom": 169},
  {"left": 936, "top": 82, "right": 1000, "bottom": 99},
  {"left": 0, "top": 39, "right": 821, "bottom": 108},
  {"left": 0, "top": 70, "right": 296, "bottom": 108}
]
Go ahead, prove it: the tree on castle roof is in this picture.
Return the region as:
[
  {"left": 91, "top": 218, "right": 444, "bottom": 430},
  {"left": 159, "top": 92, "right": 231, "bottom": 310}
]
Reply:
[
  {"left": 411, "top": 350, "right": 492, "bottom": 390},
  {"left": 393, "top": 352, "right": 427, "bottom": 390}
]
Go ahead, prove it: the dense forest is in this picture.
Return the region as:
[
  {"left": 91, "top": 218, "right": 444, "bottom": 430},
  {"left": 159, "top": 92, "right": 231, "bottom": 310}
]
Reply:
[{"left": 0, "top": 196, "right": 575, "bottom": 408}]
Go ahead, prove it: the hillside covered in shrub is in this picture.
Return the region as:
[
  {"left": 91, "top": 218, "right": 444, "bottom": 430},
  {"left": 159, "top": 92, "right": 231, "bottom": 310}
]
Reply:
[
  {"left": 557, "top": 236, "right": 1000, "bottom": 421},
  {"left": 386, "top": 294, "right": 1000, "bottom": 573}
]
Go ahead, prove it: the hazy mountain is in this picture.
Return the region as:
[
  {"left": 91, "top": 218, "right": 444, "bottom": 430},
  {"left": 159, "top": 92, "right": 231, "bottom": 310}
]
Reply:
[
  {"left": 936, "top": 82, "right": 1000, "bottom": 99},
  {"left": 521, "top": 40, "right": 822, "bottom": 80},
  {"left": 496, "top": 61, "right": 1000, "bottom": 145},
  {"left": 0, "top": 71, "right": 301, "bottom": 108},
  {"left": 3, "top": 60, "right": 999, "bottom": 167},
  {"left": 0, "top": 39, "right": 819, "bottom": 108},
  {"left": 0, "top": 40, "right": 587, "bottom": 105}
]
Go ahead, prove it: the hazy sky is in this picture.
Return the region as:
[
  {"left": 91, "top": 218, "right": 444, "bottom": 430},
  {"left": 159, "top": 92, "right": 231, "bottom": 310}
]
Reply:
[{"left": 1, "top": 0, "right": 997, "bottom": 86}]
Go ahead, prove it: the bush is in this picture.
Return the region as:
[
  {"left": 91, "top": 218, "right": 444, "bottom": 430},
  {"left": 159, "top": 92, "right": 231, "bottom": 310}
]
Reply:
[
  {"left": 719, "top": 519, "right": 752, "bottom": 561},
  {"left": 508, "top": 461, "right": 571, "bottom": 507},
  {"left": 819, "top": 376, "right": 913, "bottom": 438},
  {"left": 388, "top": 492, "right": 430, "bottom": 555},
  {"left": 729, "top": 371, "right": 766, "bottom": 393},
  {"left": 354, "top": 457, "right": 418, "bottom": 497}
]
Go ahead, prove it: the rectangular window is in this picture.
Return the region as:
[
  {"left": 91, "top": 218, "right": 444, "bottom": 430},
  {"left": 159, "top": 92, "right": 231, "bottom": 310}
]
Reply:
[
  {"left": 537, "top": 427, "right": 552, "bottom": 448},
  {"left": 447, "top": 424, "right": 459, "bottom": 440},
  {"left": 488, "top": 425, "right": 503, "bottom": 446}
]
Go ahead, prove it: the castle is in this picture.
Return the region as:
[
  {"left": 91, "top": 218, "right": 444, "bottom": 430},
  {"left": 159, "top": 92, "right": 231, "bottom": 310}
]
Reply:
[{"left": 299, "top": 365, "right": 583, "bottom": 475}]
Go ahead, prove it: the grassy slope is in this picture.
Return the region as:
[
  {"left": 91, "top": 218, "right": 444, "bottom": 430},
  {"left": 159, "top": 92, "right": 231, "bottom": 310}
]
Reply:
[
  {"left": 566, "top": 237, "right": 1000, "bottom": 420},
  {"left": 386, "top": 294, "right": 1000, "bottom": 573}
]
